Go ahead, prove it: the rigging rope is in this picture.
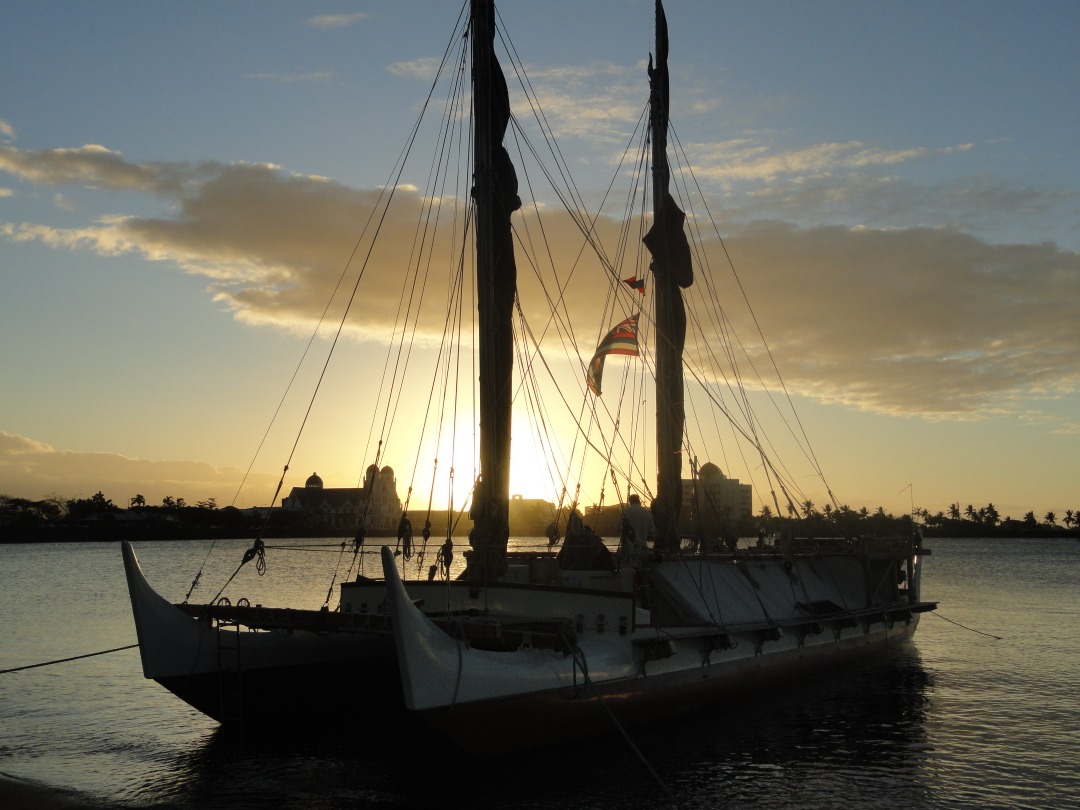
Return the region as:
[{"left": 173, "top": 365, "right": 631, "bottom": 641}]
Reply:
[
  {"left": 0, "top": 644, "right": 139, "bottom": 675},
  {"left": 211, "top": 538, "right": 265, "bottom": 605},
  {"left": 565, "top": 640, "right": 683, "bottom": 809},
  {"left": 930, "top": 611, "right": 1003, "bottom": 640}
]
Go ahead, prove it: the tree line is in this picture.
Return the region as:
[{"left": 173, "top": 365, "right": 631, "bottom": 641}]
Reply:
[
  {"left": 1, "top": 491, "right": 269, "bottom": 542},
  {"left": 2, "top": 491, "right": 219, "bottom": 522},
  {"left": 2, "top": 491, "right": 1077, "bottom": 542},
  {"left": 758, "top": 499, "right": 1078, "bottom": 537}
]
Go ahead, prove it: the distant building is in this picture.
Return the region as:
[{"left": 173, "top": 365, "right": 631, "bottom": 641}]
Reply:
[
  {"left": 508, "top": 494, "right": 559, "bottom": 536},
  {"left": 281, "top": 467, "right": 402, "bottom": 532},
  {"left": 681, "top": 462, "right": 753, "bottom": 532}
]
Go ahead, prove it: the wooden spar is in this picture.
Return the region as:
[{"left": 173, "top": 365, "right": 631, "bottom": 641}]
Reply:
[
  {"left": 646, "top": 0, "right": 692, "bottom": 550},
  {"left": 468, "top": 0, "right": 519, "bottom": 580}
]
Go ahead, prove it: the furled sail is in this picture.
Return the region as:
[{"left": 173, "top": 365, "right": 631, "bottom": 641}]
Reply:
[
  {"left": 468, "top": 0, "right": 522, "bottom": 581},
  {"left": 646, "top": 0, "right": 693, "bottom": 550}
]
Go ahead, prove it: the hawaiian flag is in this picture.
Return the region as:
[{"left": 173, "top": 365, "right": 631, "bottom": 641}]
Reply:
[
  {"left": 623, "top": 275, "right": 646, "bottom": 294},
  {"left": 587, "top": 315, "right": 639, "bottom": 396}
]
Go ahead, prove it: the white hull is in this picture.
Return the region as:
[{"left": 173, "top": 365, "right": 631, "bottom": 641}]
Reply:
[
  {"left": 122, "top": 541, "right": 399, "bottom": 727},
  {"left": 122, "top": 540, "right": 603, "bottom": 726},
  {"left": 380, "top": 542, "right": 933, "bottom": 753},
  {"left": 123, "top": 540, "right": 617, "bottom": 728}
]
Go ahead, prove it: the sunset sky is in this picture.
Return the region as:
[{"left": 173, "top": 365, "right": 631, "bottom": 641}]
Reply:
[{"left": 2, "top": 1, "right": 1078, "bottom": 523}]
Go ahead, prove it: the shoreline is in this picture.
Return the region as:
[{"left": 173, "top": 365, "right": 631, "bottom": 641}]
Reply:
[
  {"left": 0, "top": 774, "right": 95, "bottom": 809},
  {"left": 2, "top": 529, "right": 1078, "bottom": 545}
]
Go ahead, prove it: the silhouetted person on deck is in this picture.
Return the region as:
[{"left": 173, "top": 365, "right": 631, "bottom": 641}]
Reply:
[
  {"left": 619, "top": 494, "right": 655, "bottom": 567},
  {"left": 566, "top": 507, "right": 584, "bottom": 539},
  {"left": 557, "top": 525, "right": 615, "bottom": 571}
]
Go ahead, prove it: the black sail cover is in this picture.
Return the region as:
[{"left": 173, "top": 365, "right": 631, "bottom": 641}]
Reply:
[
  {"left": 645, "top": 0, "right": 692, "bottom": 549},
  {"left": 469, "top": 0, "right": 521, "bottom": 580}
]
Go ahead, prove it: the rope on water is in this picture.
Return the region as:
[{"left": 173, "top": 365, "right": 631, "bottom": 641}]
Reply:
[
  {"left": 568, "top": 642, "right": 682, "bottom": 810},
  {"left": 930, "top": 611, "right": 1003, "bottom": 640},
  {"left": 0, "top": 644, "right": 139, "bottom": 675}
]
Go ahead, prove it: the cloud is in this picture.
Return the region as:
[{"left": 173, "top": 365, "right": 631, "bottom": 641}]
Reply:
[
  {"left": 511, "top": 63, "right": 645, "bottom": 144},
  {"left": 686, "top": 139, "right": 955, "bottom": 182},
  {"left": 707, "top": 170, "right": 1077, "bottom": 252},
  {"left": 387, "top": 57, "right": 443, "bottom": 82},
  {"left": 0, "top": 143, "right": 185, "bottom": 192},
  {"left": 245, "top": 71, "right": 334, "bottom": 83},
  {"left": 384, "top": 58, "right": 645, "bottom": 143},
  {"left": 307, "top": 12, "right": 370, "bottom": 30},
  {"left": 0, "top": 119, "right": 14, "bottom": 140},
  {"left": 707, "top": 222, "right": 1080, "bottom": 418},
  {"left": 0, "top": 430, "right": 271, "bottom": 505},
  {"left": 2, "top": 141, "right": 1078, "bottom": 423}
]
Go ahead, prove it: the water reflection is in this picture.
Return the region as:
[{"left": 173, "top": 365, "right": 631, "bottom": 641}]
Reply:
[
  {"left": 6, "top": 538, "right": 1076, "bottom": 808},
  {"left": 624, "top": 642, "right": 935, "bottom": 809},
  {"left": 137, "top": 643, "right": 933, "bottom": 809}
]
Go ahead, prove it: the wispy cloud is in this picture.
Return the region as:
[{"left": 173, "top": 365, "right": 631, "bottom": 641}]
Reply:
[
  {"left": 307, "top": 12, "right": 370, "bottom": 30},
  {"left": 387, "top": 57, "right": 442, "bottom": 82},
  {"left": 708, "top": 168, "right": 1077, "bottom": 250},
  {"left": 510, "top": 62, "right": 644, "bottom": 143},
  {"left": 686, "top": 139, "right": 952, "bottom": 182},
  {"left": 386, "top": 58, "right": 645, "bottom": 141},
  {"left": 0, "top": 144, "right": 182, "bottom": 191},
  {"left": 0, "top": 119, "right": 14, "bottom": 140},
  {"left": 245, "top": 71, "right": 334, "bottom": 83}
]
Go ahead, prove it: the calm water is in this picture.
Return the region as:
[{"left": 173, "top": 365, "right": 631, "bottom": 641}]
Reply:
[{"left": 1, "top": 536, "right": 1078, "bottom": 809}]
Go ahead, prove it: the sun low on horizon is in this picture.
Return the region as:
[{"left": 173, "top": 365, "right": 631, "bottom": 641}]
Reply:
[{"left": 1, "top": 1, "right": 1078, "bottom": 521}]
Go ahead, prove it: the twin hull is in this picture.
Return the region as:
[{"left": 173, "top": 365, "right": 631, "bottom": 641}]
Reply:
[{"left": 122, "top": 539, "right": 931, "bottom": 747}]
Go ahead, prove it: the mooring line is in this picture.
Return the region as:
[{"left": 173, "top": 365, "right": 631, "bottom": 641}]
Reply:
[
  {"left": 570, "top": 644, "right": 682, "bottom": 809},
  {"left": 0, "top": 644, "right": 139, "bottom": 675},
  {"left": 930, "top": 612, "right": 1003, "bottom": 640}
]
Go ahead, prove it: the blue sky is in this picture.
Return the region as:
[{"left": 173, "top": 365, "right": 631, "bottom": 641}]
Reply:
[{"left": 2, "top": 1, "right": 1078, "bottom": 521}]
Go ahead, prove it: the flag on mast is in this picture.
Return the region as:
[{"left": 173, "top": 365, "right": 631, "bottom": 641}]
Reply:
[
  {"left": 623, "top": 275, "right": 646, "bottom": 294},
  {"left": 587, "top": 315, "right": 639, "bottom": 395}
]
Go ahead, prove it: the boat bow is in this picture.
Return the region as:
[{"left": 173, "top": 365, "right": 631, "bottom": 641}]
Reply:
[{"left": 122, "top": 540, "right": 218, "bottom": 679}]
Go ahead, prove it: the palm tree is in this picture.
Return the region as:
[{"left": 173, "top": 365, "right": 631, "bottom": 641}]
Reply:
[
  {"left": 947, "top": 503, "right": 961, "bottom": 521},
  {"left": 964, "top": 504, "right": 978, "bottom": 521},
  {"left": 1044, "top": 511, "right": 1057, "bottom": 526},
  {"left": 984, "top": 503, "right": 1000, "bottom": 526},
  {"left": 130, "top": 494, "right": 146, "bottom": 509},
  {"left": 801, "top": 500, "right": 816, "bottom": 518},
  {"left": 1064, "top": 510, "right": 1075, "bottom": 529}
]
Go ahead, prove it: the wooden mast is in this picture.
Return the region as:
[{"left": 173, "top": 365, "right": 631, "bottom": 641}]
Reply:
[
  {"left": 468, "top": 0, "right": 519, "bottom": 580},
  {"left": 645, "top": 0, "right": 693, "bottom": 550}
]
